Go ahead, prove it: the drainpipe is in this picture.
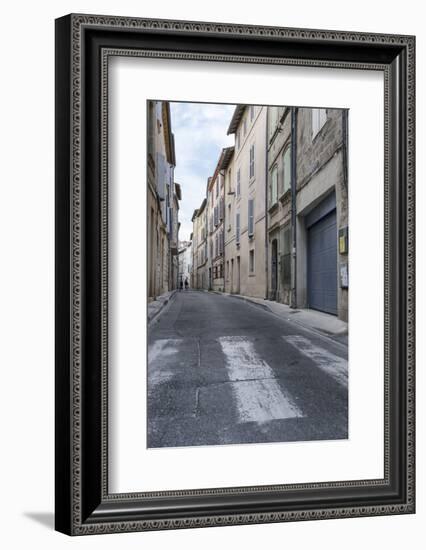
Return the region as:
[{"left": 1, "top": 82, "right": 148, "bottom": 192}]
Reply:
[
  {"left": 342, "top": 109, "right": 349, "bottom": 192},
  {"left": 290, "top": 107, "right": 298, "bottom": 309},
  {"left": 264, "top": 106, "right": 269, "bottom": 300}
]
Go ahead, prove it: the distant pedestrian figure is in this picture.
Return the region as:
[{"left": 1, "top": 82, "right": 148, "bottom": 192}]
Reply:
[
  {"left": 179, "top": 279, "right": 183, "bottom": 291},
  {"left": 184, "top": 278, "right": 189, "bottom": 290}
]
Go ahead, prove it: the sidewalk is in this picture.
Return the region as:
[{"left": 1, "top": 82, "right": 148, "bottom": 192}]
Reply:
[
  {"left": 148, "top": 290, "right": 177, "bottom": 324},
  {"left": 220, "top": 292, "right": 348, "bottom": 344}
]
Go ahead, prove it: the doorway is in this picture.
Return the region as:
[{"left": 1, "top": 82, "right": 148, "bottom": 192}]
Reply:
[{"left": 271, "top": 238, "right": 278, "bottom": 301}]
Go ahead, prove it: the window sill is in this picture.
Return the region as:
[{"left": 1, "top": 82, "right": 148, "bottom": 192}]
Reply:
[
  {"left": 268, "top": 202, "right": 279, "bottom": 214},
  {"left": 279, "top": 189, "right": 291, "bottom": 203},
  {"left": 312, "top": 120, "right": 328, "bottom": 142}
]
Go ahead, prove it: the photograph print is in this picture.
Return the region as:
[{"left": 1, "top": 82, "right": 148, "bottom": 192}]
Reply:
[{"left": 147, "top": 100, "right": 349, "bottom": 449}]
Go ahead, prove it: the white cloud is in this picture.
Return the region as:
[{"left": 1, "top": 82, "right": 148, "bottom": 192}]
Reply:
[{"left": 170, "top": 102, "right": 235, "bottom": 241}]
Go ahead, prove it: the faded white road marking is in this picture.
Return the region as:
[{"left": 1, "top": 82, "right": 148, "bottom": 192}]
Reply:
[
  {"left": 219, "top": 336, "right": 303, "bottom": 423},
  {"left": 284, "top": 335, "right": 348, "bottom": 388},
  {"left": 148, "top": 339, "right": 181, "bottom": 386}
]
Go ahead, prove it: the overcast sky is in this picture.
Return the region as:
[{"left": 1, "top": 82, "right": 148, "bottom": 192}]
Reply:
[{"left": 170, "top": 102, "right": 236, "bottom": 242}]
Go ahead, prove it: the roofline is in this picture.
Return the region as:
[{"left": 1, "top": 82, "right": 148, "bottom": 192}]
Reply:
[
  {"left": 218, "top": 146, "right": 235, "bottom": 171},
  {"left": 197, "top": 198, "right": 207, "bottom": 215},
  {"left": 227, "top": 105, "right": 246, "bottom": 135},
  {"left": 208, "top": 146, "right": 235, "bottom": 191}
]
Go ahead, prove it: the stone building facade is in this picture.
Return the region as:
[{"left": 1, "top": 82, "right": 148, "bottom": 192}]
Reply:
[
  {"left": 294, "top": 107, "right": 349, "bottom": 321},
  {"left": 170, "top": 183, "right": 181, "bottom": 290},
  {"left": 266, "top": 106, "right": 348, "bottom": 321},
  {"left": 192, "top": 198, "right": 208, "bottom": 290},
  {"left": 207, "top": 147, "right": 234, "bottom": 292},
  {"left": 178, "top": 240, "right": 192, "bottom": 287},
  {"left": 267, "top": 106, "right": 293, "bottom": 305},
  {"left": 225, "top": 105, "right": 268, "bottom": 299},
  {"left": 147, "top": 100, "right": 179, "bottom": 301},
  {"left": 189, "top": 103, "right": 349, "bottom": 322}
]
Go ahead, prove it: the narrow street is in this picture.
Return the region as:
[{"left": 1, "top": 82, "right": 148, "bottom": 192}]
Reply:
[{"left": 148, "top": 290, "right": 348, "bottom": 448}]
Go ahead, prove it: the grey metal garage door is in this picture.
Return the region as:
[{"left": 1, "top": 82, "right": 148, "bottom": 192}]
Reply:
[{"left": 307, "top": 208, "right": 337, "bottom": 315}]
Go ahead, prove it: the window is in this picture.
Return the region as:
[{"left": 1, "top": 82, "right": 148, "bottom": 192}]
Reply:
[
  {"left": 237, "top": 169, "right": 241, "bottom": 198},
  {"left": 236, "top": 213, "right": 240, "bottom": 245},
  {"left": 271, "top": 107, "right": 279, "bottom": 130},
  {"left": 312, "top": 108, "right": 327, "bottom": 139},
  {"left": 282, "top": 145, "right": 291, "bottom": 194},
  {"left": 216, "top": 180, "right": 219, "bottom": 198},
  {"left": 248, "top": 199, "right": 254, "bottom": 237},
  {"left": 226, "top": 261, "right": 229, "bottom": 280},
  {"left": 228, "top": 203, "right": 232, "bottom": 230},
  {"left": 249, "top": 143, "right": 255, "bottom": 179},
  {"left": 236, "top": 130, "right": 240, "bottom": 149},
  {"left": 250, "top": 105, "right": 254, "bottom": 121},
  {"left": 270, "top": 165, "right": 278, "bottom": 206},
  {"left": 249, "top": 249, "right": 255, "bottom": 273},
  {"left": 243, "top": 118, "right": 247, "bottom": 136}
]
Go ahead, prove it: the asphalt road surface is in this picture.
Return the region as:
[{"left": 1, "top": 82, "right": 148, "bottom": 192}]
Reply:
[{"left": 148, "top": 290, "right": 348, "bottom": 448}]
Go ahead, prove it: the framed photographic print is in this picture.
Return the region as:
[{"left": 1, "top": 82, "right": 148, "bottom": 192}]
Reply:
[{"left": 55, "top": 14, "right": 415, "bottom": 535}]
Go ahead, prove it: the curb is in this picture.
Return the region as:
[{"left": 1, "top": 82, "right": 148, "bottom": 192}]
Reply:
[
  {"left": 148, "top": 290, "right": 177, "bottom": 324},
  {"left": 226, "top": 292, "right": 348, "bottom": 342},
  {"left": 227, "top": 293, "right": 270, "bottom": 312}
]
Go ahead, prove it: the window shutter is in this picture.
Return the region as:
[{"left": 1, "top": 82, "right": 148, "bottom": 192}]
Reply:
[
  {"left": 270, "top": 166, "right": 278, "bottom": 205},
  {"left": 155, "top": 153, "right": 166, "bottom": 200},
  {"left": 236, "top": 213, "right": 240, "bottom": 245},
  {"left": 312, "top": 108, "right": 327, "bottom": 138},
  {"left": 168, "top": 207, "right": 173, "bottom": 236},
  {"left": 283, "top": 146, "right": 291, "bottom": 193},
  {"left": 249, "top": 144, "right": 255, "bottom": 179},
  {"left": 248, "top": 199, "right": 254, "bottom": 236},
  {"left": 237, "top": 169, "right": 241, "bottom": 197}
]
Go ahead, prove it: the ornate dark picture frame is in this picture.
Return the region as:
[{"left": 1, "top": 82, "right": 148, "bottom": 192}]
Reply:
[{"left": 55, "top": 13, "right": 415, "bottom": 535}]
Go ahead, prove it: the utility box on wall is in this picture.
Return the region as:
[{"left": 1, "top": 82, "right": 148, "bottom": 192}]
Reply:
[{"left": 339, "top": 226, "right": 349, "bottom": 254}]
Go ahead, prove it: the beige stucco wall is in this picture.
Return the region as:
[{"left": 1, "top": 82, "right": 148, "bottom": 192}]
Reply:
[{"left": 226, "top": 106, "right": 268, "bottom": 299}]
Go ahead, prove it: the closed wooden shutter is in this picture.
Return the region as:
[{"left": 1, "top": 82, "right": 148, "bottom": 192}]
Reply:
[
  {"left": 236, "top": 213, "right": 240, "bottom": 245},
  {"left": 248, "top": 199, "right": 254, "bottom": 236}
]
